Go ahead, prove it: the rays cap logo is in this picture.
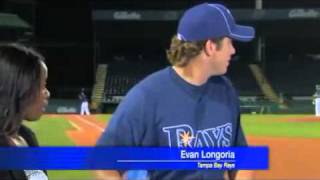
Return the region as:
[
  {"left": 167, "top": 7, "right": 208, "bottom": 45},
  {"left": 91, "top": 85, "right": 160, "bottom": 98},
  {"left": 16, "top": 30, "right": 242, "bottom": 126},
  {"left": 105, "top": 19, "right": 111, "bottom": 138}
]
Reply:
[{"left": 177, "top": 2, "right": 255, "bottom": 42}]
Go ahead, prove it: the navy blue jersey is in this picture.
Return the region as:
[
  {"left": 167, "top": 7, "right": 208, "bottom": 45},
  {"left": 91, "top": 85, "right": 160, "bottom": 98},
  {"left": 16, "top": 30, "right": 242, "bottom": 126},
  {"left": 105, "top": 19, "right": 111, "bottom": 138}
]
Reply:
[
  {"left": 97, "top": 67, "right": 246, "bottom": 180},
  {"left": 78, "top": 92, "right": 88, "bottom": 102}
]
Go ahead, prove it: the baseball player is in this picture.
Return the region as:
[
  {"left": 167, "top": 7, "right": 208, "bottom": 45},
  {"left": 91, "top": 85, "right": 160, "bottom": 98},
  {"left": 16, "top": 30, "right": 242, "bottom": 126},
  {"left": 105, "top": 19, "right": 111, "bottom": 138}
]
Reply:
[
  {"left": 78, "top": 88, "right": 90, "bottom": 115},
  {"left": 314, "top": 85, "right": 320, "bottom": 116},
  {"left": 96, "top": 2, "right": 255, "bottom": 180}
]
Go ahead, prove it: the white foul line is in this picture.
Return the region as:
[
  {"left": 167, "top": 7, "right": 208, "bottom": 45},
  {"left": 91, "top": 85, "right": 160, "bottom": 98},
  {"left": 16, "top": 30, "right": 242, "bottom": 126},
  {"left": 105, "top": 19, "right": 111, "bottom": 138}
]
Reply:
[
  {"left": 74, "top": 115, "right": 104, "bottom": 132},
  {"left": 69, "top": 121, "right": 83, "bottom": 131}
]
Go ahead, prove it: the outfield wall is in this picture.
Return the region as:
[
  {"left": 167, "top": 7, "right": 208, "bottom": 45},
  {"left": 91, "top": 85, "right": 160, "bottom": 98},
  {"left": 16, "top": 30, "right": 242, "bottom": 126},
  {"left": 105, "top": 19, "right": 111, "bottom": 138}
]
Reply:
[
  {"left": 240, "top": 99, "right": 314, "bottom": 114},
  {"left": 46, "top": 97, "right": 314, "bottom": 114},
  {"left": 46, "top": 99, "right": 80, "bottom": 113}
]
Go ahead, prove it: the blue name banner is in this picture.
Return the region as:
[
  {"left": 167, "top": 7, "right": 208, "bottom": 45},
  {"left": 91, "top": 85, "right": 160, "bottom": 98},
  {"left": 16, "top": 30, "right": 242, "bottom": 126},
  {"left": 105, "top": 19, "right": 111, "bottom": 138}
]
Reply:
[{"left": 0, "top": 147, "right": 268, "bottom": 170}]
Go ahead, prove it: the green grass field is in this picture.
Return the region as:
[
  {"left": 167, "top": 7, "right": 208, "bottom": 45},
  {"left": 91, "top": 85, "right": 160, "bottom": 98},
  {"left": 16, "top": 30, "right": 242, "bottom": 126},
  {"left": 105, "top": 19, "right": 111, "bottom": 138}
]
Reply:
[
  {"left": 23, "top": 116, "right": 93, "bottom": 180},
  {"left": 23, "top": 116, "right": 74, "bottom": 146},
  {"left": 95, "top": 114, "right": 320, "bottom": 138},
  {"left": 95, "top": 114, "right": 112, "bottom": 123},
  {"left": 241, "top": 114, "right": 320, "bottom": 138},
  {"left": 22, "top": 114, "right": 320, "bottom": 179}
]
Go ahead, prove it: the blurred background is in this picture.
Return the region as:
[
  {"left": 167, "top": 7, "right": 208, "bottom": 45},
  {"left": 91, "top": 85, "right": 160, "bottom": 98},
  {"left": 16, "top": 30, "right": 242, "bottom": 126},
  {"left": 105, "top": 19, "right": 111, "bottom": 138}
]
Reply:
[
  {"left": 3, "top": 1, "right": 320, "bottom": 179},
  {"left": 2, "top": 0, "right": 320, "bottom": 114}
]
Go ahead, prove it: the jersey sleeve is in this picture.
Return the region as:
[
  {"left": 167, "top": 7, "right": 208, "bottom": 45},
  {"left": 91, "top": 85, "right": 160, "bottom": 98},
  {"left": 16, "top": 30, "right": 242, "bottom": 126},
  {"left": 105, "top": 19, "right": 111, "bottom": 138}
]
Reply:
[
  {"left": 233, "top": 88, "right": 247, "bottom": 147},
  {"left": 234, "top": 114, "right": 247, "bottom": 146},
  {"left": 221, "top": 76, "right": 248, "bottom": 147},
  {"left": 96, "top": 87, "right": 147, "bottom": 146}
]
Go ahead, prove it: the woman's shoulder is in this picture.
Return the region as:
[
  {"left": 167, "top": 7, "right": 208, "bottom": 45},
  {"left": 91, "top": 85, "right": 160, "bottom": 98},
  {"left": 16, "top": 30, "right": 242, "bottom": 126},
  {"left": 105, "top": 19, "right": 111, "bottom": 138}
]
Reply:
[{"left": 18, "top": 125, "right": 39, "bottom": 147}]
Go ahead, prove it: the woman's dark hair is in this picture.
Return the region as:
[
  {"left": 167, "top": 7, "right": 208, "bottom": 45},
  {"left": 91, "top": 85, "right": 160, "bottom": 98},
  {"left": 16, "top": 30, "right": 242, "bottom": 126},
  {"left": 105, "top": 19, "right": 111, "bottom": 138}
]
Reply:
[{"left": 0, "top": 43, "right": 44, "bottom": 141}]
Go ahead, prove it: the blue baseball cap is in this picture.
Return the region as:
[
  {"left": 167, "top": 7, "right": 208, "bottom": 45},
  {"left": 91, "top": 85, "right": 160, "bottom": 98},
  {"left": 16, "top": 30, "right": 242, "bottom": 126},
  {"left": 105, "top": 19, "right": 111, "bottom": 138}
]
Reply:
[{"left": 177, "top": 3, "right": 255, "bottom": 42}]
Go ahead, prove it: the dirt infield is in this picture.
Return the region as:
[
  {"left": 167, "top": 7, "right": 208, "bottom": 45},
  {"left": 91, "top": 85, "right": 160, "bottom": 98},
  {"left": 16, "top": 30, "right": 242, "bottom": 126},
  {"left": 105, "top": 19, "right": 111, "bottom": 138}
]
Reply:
[
  {"left": 274, "top": 115, "right": 320, "bottom": 123},
  {"left": 63, "top": 115, "right": 320, "bottom": 180},
  {"left": 248, "top": 136, "right": 320, "bottom": 180},
  {"left": 64, "top": 114, "right": 106, "bottom": 146}
]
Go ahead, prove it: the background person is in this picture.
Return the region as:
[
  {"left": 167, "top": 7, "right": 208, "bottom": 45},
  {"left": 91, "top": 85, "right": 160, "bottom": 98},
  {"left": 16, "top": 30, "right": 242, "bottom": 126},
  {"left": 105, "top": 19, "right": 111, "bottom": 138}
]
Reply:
[
  {"left": 78, "top": 88, "right": 91, "bottom": 115},
  {"left": 313, "top": 84, "right": 320, "bottom": 116},
  {"left": 0, "top": 43, "right": 50, "bottom": 180},
  {"left": 96, "top": 2, "right": 255, "bottom": 180}
]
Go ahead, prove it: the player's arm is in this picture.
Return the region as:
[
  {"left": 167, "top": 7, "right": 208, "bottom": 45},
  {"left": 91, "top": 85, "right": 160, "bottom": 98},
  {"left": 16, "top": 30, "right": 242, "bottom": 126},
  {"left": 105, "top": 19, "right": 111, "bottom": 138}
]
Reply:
[
  {"left": 226, "top": 170, "right": 254, "bottom": 180},
  {"left": 95, "top": 170, "right": 122, "bottom": 180},
  {"left": 234, "top": 170, "right": 254, "bottom": 180},
  {"left": 227, "top": 114, "right": 254, "bottom": 180},
  {"left": 95, "top": 88, "right": 147, "bottom": 180}
]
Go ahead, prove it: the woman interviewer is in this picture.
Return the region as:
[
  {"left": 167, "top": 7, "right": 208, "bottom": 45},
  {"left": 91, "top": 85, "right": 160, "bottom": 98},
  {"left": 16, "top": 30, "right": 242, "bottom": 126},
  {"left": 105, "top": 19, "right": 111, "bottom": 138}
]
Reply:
[{"left": 0, "top": 43, "right": 50, "bottom": 180}]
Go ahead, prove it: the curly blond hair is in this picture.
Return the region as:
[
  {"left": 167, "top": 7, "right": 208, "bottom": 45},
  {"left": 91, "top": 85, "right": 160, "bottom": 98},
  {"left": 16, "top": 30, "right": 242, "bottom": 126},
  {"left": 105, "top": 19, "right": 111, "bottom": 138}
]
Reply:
[{"left": 166, "top": 35, "right": 223, "bottom": 67}]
